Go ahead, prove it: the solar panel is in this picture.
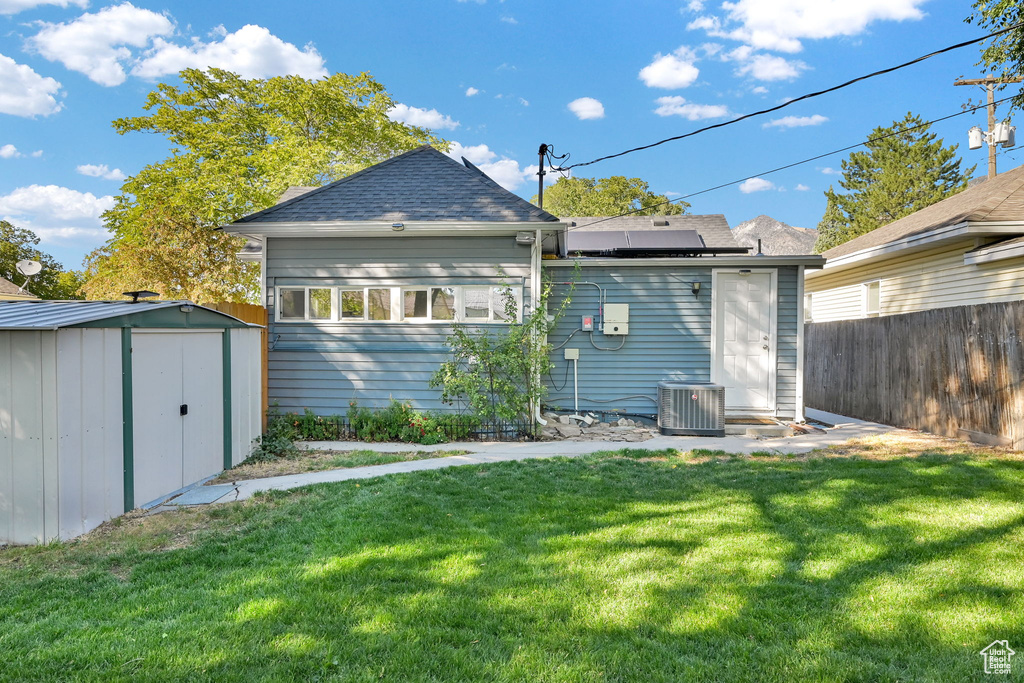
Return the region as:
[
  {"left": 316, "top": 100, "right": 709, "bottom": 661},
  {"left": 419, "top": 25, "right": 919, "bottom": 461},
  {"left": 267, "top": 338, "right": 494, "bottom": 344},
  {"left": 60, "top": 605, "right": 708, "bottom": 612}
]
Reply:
[
  {"left": 566, "top": 230, "right": 629, "bottom": 253},
  {"left": 625, "top": 230, "right": 704, "bottom": 249}
]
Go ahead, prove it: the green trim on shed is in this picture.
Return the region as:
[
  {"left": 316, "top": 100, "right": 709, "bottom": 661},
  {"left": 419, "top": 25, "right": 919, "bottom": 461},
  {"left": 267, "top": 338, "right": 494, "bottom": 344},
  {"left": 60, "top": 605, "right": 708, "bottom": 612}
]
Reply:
[
  {"left": 222, "top": 331, "right": 232, "bottom": 470},
  {"left": 120, "top": 328, "right": 134, "bottom": 512},
  {"left": 72, "top": 307, "right": 250, "bottom": 330}
]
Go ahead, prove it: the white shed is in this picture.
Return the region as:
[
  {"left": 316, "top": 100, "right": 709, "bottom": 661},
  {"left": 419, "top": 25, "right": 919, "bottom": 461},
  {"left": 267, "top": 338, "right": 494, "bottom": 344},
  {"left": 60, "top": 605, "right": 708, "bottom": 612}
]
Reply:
[{"left": 0, "top": 300, "right": 263, "bottom": 544}]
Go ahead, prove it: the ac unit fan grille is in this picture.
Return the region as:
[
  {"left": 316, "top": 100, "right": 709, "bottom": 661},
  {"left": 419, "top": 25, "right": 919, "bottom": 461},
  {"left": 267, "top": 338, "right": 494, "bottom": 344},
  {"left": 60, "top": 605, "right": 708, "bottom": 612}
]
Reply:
[{"left": 657, "top": 382, "right": 725, "bottom": 437}]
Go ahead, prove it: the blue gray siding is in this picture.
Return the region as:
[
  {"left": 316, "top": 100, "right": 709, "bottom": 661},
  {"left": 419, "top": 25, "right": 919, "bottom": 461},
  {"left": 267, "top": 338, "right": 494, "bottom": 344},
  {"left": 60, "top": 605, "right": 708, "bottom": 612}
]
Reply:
[
  {"left": 544, "top": 263, "right": 799, "bottom": 420},
  {"left": 266, "top": 236, "right": 534, "bottom": 414}
]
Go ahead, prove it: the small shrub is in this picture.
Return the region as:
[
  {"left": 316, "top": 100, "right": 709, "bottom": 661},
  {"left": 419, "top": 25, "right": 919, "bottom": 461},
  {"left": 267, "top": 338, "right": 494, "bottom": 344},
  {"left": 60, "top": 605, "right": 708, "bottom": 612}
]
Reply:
[{"left": 247, "top": 409, "right": 300, "bottom": 462}]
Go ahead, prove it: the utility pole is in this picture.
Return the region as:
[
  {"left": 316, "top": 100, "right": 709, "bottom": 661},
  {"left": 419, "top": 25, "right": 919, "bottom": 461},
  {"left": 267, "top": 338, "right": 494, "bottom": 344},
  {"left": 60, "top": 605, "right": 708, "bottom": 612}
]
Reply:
[
  {"left": 954, "top": 74, "right": 1023, "bottom": 179},
  {"left": 537, "top": 143, "right": 548, "bottom": 208}
]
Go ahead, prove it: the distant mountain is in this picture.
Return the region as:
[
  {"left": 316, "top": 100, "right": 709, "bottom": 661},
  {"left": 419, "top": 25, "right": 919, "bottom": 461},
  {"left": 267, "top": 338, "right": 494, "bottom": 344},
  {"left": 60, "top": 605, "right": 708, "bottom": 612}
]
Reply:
[{"left": 731, "top": 215, "right": 818, "bottom": 255}]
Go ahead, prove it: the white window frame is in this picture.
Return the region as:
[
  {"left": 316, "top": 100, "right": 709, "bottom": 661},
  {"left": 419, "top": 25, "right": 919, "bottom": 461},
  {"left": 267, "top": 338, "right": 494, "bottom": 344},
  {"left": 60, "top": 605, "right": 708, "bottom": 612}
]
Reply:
[
  {"left": 274, "top": 284, "right": 522, "bottom": 324},
  {"left": 803, "top": 292, "right": 813, "bottom": 323},
  {"left": 862, "top": 280, "right": 881, "bottom": 318}
]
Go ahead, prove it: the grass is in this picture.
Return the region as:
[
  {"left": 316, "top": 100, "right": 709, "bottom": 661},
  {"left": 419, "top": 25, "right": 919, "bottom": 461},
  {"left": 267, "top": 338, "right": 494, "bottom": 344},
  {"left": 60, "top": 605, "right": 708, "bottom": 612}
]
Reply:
[
  {"left": 2, "top": 433, "right": 1024, "bottom": 681},
  {"left": 211, "top": 448, "right": 471, "bottom": 483}
]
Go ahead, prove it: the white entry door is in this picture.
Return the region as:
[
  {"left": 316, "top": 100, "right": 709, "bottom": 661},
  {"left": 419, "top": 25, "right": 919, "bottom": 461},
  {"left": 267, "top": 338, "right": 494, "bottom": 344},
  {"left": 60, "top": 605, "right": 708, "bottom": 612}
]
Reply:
[
  {"left": 132, "top": 331, "right": 223, "bottom": 507},
  {"left": 712, "top": 271, "right": 777, "bottom": 412}
]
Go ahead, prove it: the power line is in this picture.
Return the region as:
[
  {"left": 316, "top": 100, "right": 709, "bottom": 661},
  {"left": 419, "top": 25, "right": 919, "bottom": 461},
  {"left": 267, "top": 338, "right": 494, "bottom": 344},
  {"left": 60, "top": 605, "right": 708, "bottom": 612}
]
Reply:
[
  {"left": 559, "top": 22, "right": 1024, "bottom": 172},
  {"left": 565, "top": 96, "right": 1014, "bottom": 231}
]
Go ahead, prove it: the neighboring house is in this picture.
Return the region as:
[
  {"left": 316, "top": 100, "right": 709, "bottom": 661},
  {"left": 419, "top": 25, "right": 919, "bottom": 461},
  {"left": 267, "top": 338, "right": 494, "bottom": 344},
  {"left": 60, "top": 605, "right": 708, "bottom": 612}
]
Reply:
[
  {"left": 805, "top": 164, "right": 1024, "bottom": 321},
  {"left": 0, "top": 276, "right": 37, "bottom": 300},
  {"left": 225, "top": 146, "right": 825, "bottom": 422}
]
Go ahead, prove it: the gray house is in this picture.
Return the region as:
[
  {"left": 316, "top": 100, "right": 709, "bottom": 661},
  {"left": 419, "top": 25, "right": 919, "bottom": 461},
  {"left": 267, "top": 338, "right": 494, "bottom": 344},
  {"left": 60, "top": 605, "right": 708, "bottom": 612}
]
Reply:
[{"left": 225, "top": 146, "right": 824, "bottom": 422}]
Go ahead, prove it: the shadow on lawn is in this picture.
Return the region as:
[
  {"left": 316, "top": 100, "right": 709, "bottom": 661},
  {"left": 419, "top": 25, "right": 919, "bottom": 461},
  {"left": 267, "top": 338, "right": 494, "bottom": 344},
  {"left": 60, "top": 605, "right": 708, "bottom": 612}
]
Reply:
[{"left": 3, "top": 453, "right": 1024, "bottom": 682}]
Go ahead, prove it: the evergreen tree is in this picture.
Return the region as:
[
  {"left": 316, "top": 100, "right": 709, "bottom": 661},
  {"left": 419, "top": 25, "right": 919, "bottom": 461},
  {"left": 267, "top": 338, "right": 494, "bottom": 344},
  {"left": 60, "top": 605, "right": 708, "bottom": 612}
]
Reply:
[{"left": 813, "top": 113, "right": 973, "bottom": 251}]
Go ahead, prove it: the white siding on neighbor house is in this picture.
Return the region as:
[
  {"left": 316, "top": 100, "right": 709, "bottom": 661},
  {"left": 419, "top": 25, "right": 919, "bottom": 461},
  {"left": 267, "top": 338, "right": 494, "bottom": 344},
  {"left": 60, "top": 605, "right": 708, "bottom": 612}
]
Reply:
[
  {"left": 230, "top": 327, "right": 262, "bottom": 466},
  {"left": 55, "top": 329, "right": 123, "bottom": 540},
  {"left": 0, "top": 330, "right": 59, "bottom": 545},
  {"left": 265, "top": 235, "right": 535, "bottom": 414},
  {"left": 806, "top": 239, "right": 1024, "bottom": 321}
]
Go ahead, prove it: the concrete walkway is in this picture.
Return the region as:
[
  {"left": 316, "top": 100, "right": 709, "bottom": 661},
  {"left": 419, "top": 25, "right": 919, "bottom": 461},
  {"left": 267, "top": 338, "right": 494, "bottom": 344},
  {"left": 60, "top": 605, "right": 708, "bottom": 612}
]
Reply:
[{"left": 179, "top": 409, "right": 901, "bottom": 506}]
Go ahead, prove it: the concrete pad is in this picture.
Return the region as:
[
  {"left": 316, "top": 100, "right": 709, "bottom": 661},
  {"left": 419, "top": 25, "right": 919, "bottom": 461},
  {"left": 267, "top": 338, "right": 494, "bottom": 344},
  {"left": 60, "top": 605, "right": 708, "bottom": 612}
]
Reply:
[{"left": 169, "top": 485, "right": 236, "bottom": 506}]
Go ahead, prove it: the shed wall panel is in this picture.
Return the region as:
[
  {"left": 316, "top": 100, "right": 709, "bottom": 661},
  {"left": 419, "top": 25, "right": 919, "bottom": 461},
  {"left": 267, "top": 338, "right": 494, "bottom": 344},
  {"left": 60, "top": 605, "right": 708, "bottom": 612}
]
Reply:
[
  {"left": 230, "top": 328, "right": 262, "bottom": 466},
  {"left": 0, "top": 331, "right": 58, "bottom": 545},
  {"left": 265, "top": 236, "right": 534, "bottom": 413},
  {"left": 56, "top": 329, "right": 123, "bottom": 540}
]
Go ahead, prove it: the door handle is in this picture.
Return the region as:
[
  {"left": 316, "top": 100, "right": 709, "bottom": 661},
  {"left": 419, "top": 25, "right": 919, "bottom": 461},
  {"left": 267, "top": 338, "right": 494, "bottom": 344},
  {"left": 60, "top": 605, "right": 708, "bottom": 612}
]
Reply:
[
  {"left": 762, "top": 345, "right": 769, "bottom": 350},
  {"left": 180, "top": 404, "right": 188, "bottom": 416}
]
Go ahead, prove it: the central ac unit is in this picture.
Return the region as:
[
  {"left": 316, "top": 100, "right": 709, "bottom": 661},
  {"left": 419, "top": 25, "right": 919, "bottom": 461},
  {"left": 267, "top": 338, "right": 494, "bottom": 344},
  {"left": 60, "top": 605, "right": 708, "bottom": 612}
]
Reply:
[{"left": 657, "top": 381, "right": 725, "bottom": 436}]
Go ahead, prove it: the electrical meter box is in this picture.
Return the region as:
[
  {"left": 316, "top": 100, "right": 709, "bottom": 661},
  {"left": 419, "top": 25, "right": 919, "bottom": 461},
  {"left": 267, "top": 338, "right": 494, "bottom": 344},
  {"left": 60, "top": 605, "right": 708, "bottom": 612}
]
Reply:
[
  {"left": 581, "top": 315, "right": 594, "bottom": 332},
  {"left": 603, "top": 304, "right": 629, "bottom": 335}
]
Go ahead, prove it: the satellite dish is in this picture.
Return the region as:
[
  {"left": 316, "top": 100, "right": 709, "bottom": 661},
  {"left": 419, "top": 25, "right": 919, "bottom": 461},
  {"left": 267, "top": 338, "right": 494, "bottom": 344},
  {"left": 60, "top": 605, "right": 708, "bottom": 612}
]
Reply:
[{"left": 16, "top": 260, "right": 42, "bottom": 276}]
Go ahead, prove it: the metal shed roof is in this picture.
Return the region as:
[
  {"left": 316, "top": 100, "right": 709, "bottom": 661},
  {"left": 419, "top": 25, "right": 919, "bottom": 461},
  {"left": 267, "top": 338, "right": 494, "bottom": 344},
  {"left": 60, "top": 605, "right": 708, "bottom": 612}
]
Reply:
[{"left": 0, "top": 300, "right": 252, "bottom": 330}]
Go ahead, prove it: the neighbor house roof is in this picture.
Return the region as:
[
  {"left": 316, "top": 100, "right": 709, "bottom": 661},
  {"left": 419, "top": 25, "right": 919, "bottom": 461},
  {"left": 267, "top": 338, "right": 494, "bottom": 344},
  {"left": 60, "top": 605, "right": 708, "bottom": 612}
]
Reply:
[
  {"left": 0, "top": 276, "right": 37, "bottom": 300},
  {"left": 561, "top": 214, "right": 740, "bottom": 250},
  {"left": 228, "top": 145, "right": 559, "bottom": 226},
  {"left": 0, "top": 300, "right": 249, "bottom": 330},
  {"left": 823, "top": 163, "right": 1024, "bottom": 261}
]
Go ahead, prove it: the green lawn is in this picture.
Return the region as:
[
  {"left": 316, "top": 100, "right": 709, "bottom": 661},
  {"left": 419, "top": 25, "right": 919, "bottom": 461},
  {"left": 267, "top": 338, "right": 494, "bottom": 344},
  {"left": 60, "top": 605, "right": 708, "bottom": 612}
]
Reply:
[{"left": 2, "top": 441, "right": 1023, "bottom": 681}]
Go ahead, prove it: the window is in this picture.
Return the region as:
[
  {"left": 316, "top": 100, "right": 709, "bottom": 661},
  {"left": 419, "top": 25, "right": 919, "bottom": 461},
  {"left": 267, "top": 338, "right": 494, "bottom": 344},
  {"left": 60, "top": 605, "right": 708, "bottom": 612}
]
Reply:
[
  {"left": 803, "top": 293, "right": 813, "bottom": 323},
  {"left": 276, "top": 284, "right": 521, "bottom": 323},
  {"left": 863, "top": 281, "right": 880, "bottom": 318}
]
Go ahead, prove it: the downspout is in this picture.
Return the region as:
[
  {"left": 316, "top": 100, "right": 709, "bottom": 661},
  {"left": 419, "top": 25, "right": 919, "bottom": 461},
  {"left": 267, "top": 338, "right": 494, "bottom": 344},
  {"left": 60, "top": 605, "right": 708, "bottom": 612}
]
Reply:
[{"left": 533, "top": 227, "right": 547, "bottom": 426}]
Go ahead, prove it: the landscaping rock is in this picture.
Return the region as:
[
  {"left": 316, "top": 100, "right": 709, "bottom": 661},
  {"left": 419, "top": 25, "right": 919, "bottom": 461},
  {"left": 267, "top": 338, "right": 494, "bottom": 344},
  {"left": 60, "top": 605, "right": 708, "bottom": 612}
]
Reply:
[
  {"left": 557, "top": 415, "right": 572, "bottom": 425},
  {"left": 553, "top": 422, "right": 583, "bottom": 438}
]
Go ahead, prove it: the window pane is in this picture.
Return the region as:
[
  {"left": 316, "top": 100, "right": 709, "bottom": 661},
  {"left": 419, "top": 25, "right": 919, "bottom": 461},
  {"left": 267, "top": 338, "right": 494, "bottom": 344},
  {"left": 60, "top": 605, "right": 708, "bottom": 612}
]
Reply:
[
  {"left": 404, "top": 289, "right": 428, "bottom": 318},
  {"left": 280, "top": 289, "right": 305, "bottom": 319},
  {"left": 866, "top": 282, "right": 880, "bottom": 315},
  {"left": 340, "top": 290, "right": 364, "bottom": 320},
  {"left": 431, "top": 287, "right": 455, "bottom": 320},
  {"left": 368, "top": 288, "right": 391, "bottom": 320},
  {"left": 464, "top": 287, "right": 489, "bottom": 320},
  {"left": 492, "top": 286, "right": 517, "bottom": 321},
  {"left": 309, "top": 288, "right": 332, "bottom": 320},
  {"left": 804, "top": 293, "right": 813, "bottom": 323}
]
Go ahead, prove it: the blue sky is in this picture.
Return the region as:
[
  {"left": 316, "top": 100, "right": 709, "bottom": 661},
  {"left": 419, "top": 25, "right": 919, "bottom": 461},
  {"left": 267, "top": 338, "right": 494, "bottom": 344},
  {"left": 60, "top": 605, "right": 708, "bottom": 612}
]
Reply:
[{"left": 0, "top": 0, "right": 1014, "bottom": 268}]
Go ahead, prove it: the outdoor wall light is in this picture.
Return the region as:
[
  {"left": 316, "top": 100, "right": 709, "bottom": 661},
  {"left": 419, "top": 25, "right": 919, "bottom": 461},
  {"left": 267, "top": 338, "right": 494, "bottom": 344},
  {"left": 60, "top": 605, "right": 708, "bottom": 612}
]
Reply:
[
  {"left": 515, "top": 231, "right": 536, "bottom": 245},
  {"left": 179, "top": 304, "right": 195, "bottom": 313},
  {"left": 391, "top": 222, "right": 405, "bottom": 231},
  {"left": 690, "top": 281, "right": 701, "bottom": 298}
]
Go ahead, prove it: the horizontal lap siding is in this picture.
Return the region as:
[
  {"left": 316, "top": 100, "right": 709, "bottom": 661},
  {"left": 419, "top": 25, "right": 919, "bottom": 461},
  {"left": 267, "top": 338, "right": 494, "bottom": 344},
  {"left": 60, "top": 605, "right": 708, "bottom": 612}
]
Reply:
[
  {"left": 544, "top": 266, "right": 712, "bottom": 416},
  {"left": 545, "top": 264, "right": 800, "bottom": 419},
  {"left": 266, "top": 236, "right": 533, "bottom": 414}
]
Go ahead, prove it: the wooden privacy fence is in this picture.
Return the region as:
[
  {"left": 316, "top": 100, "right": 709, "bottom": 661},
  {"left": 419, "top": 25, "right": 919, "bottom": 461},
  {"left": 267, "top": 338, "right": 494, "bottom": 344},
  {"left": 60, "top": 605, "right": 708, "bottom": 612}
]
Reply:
[
  {"left": 202, "top": 302, "right": 269, "bottom": 431},
  {"left": 805, "top": 301, "right": 1024, "bottom": 449}
]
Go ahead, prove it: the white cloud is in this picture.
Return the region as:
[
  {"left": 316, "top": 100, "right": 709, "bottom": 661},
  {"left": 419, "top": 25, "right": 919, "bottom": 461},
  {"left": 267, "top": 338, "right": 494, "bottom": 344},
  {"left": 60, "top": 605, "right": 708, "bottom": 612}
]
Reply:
[
  {"left": 795, "top": 184, "right": 810, "bottom": 191},
  {"left": 738, "top": 177, "right": 776, "bottom": 193},
  {"left": 0, "top": 184, "right": 114, "bottom": 245},
  {"left": 133, "top": 24, "right": 327, "bottom": 81},
  {"left": 568, "top": 97, "right": 605, "bottom": 120},
  {"left": 29, "top": 3, "right": 175, "bottom": 87},
  {"left": 820, "top": 166, "right": 840, "bottom": 175},
  {"left": 763, "top": 114, "right": 828, "bottom": 128},
  {"left": 732, "top": 52, "right": 807, "bottom": 81},
  {"left": 752, "top": 85, "right": 768, "bottom": 94},
  {"left": 653, "top": 96, "right": 729, "bottom": 120},
  {"left": 686, "top": 0, "right": 704, "bottom": 10},
  {"left": 639, "top": 47, "right": 700, "bottom": 89},
  {"left": 77, "top": 163, "right": 127, "bottom": 181},
  {"left": 500, "top": 15, "right": 517, "bottom": 24},
  {"left": 688, "top": 0, "right": 928, "bottom": 53},
  {"left": 387, "top": 104, "right": 459, "bottom": 130},
  {"left": 0, "top": 0, "right": 87, "bottom": 14},
  {"left": 31, "top": 149, "right": 43, "bottom": 157},
  {"left": 29, "top": 6, "right": 326, "bottom": 86},
  {"left": 518, "top": 97, "right": 529, "bottom": 106},
  {"left": 465, "top": 86, "right": 479, "bottom": 96},
  {"left": 0, "top": 53, "right": 63, "bottom": 117},
  {"left": 1, "top": 144, "right": 20, "bottom": 158}
]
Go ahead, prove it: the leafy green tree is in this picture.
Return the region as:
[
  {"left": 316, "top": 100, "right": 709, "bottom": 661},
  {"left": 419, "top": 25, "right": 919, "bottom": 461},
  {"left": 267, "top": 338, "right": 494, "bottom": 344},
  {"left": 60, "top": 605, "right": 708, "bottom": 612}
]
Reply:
[
  {"left": 813, "top": 113, "right": 973, "bottom": 251},
  {"left": 0, "top": 220, "right": 84, "bottom": 299},
  {"left": 533, "top": 175, "right": 689, "bottom": 217},
  {"left": 966, "top": 2, "right": 1024, "bottom": 108},
  {"left": 83, "top": 68, "right": 446, "bottom": 302}
]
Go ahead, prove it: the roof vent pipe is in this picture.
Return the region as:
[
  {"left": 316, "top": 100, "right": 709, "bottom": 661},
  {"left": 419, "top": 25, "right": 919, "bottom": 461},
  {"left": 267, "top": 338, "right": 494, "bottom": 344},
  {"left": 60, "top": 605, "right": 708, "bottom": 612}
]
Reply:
[{"left": 755, "top": 239, "right": 764, "bottom": 256}]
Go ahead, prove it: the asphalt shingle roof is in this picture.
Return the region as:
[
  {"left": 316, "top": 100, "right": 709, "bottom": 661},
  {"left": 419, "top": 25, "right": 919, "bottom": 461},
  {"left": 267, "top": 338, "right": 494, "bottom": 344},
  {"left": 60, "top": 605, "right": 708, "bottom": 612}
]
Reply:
[
  {"left": 231, "top": 146, "right": 559, "bottom": 225},
  {"left": 823, "top": 164, "right": 1024, "bottom": 260},
  {"left": 561, "top": 214, "right": 740, "bottom": 249},
  {"left": 0, "top": 276, "right": 26, "bottom": 296}
]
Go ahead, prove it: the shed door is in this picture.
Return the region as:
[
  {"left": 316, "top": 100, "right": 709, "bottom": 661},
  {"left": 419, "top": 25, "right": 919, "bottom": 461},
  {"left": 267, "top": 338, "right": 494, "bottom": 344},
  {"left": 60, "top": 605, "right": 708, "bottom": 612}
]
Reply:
[
  {"left": 132, "top": 331, "right": 223, "bottom": 507},
  {"left": 712, "top": 271, "right": 777, "bottom": 412}
]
